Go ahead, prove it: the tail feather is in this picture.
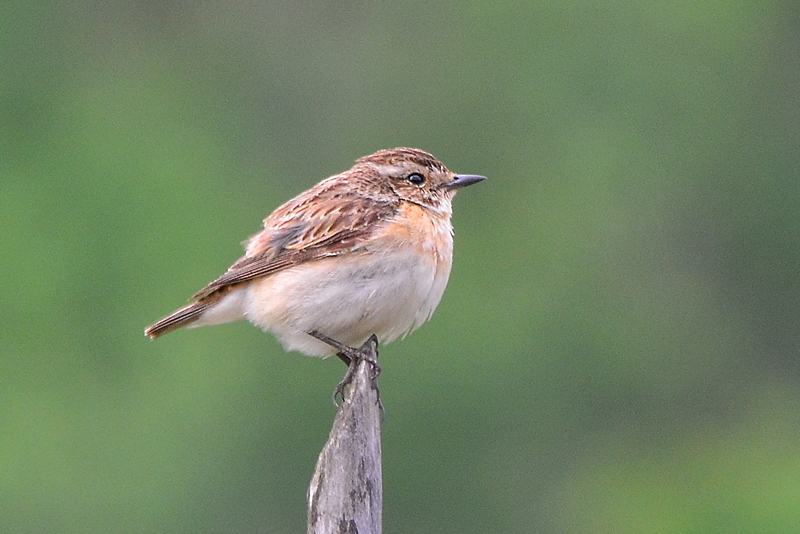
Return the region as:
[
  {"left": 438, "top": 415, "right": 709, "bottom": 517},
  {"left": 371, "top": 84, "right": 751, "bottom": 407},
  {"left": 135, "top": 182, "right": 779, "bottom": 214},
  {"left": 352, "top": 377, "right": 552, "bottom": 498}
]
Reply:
[{"left": 144, "top": 301, "right": 210, "bottom": 339}]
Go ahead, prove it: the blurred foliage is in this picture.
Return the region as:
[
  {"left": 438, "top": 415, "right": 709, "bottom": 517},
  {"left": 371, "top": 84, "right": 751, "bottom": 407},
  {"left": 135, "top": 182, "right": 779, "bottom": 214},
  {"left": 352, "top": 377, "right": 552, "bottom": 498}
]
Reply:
[{"left": 2, "top": 1, "right": 800, "bottom": 532}]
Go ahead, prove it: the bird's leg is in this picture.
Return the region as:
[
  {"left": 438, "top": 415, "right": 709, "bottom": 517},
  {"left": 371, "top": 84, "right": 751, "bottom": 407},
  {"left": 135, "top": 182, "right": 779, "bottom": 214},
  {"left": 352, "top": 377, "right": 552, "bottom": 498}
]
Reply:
[
  {"left": 307, "top": 330, "right": 374, "bottom": 365},
  {"left": 307, "top": 331, "right": 382, "bottom": 407}
]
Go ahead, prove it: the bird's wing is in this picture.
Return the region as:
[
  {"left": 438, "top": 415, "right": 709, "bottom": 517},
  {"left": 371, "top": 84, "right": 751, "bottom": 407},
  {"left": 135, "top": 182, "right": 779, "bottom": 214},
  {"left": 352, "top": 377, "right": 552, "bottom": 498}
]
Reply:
[{"left": 190, "top": 189, "right": 398, "bottom": 300}]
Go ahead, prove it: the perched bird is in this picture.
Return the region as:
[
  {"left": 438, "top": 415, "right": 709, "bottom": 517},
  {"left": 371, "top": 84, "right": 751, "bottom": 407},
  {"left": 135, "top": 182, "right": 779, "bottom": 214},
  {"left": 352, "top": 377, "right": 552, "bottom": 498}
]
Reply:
[{"left": 144, "top": 147, "right": 485, "bottom": 358}]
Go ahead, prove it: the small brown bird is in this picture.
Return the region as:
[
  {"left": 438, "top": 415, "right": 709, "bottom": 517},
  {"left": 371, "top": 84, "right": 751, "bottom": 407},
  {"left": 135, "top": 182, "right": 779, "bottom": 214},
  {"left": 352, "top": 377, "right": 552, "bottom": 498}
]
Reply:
[{"left": 144, "top": 147, "right": 485, "bottom": 357}]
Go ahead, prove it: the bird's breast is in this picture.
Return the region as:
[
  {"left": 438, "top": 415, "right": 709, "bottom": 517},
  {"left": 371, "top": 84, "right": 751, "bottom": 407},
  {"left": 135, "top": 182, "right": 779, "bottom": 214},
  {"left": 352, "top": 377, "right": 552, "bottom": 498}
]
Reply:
[
  {"left": 242, "top": 204, "right": 454, "bottom": 356},
  {"left": 378, "top": 201, "right": 454, "bottom": 276}
]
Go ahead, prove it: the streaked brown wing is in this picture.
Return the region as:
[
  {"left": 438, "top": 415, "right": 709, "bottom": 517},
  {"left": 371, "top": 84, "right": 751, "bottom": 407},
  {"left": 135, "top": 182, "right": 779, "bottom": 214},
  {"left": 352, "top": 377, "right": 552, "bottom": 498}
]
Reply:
[{"left": 191, "top": 193, "right": 398, "bottom": 300}]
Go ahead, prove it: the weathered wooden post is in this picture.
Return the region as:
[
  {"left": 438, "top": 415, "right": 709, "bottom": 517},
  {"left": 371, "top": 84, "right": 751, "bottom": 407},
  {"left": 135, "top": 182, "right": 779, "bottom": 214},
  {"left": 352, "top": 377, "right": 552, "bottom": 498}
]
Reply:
[{"left": 307, "top": 337, "right": 382, "bottom": 534}]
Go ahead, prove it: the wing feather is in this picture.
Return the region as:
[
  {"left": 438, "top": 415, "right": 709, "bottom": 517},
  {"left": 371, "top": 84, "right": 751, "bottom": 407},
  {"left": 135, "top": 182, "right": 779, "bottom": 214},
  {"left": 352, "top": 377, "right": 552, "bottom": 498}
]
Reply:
[{"left": 190, "top": 182, "right": 398, "bottom": 300}]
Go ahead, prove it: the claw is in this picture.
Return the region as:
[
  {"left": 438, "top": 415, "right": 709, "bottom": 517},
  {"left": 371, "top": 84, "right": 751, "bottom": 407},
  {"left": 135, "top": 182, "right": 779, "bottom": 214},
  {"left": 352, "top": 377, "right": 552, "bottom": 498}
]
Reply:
[
  {"left": 331, "top": 358, "right": 358, "bottom": 406},
  {"left": 307, "top": 331, "right": 382, "bottom": 408}
]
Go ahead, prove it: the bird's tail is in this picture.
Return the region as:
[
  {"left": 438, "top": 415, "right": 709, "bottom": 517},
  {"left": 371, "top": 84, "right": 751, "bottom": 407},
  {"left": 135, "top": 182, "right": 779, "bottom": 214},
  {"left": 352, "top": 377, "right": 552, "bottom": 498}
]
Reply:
[{"left": 144, "top": 301, "right": 210, "bottom": 339}]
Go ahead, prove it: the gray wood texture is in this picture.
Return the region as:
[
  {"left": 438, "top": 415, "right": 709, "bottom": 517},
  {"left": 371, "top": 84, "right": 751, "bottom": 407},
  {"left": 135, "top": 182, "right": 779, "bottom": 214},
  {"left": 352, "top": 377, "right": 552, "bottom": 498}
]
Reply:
[{"left": 307, "top": 344, "right": 382, "bottom": 534}]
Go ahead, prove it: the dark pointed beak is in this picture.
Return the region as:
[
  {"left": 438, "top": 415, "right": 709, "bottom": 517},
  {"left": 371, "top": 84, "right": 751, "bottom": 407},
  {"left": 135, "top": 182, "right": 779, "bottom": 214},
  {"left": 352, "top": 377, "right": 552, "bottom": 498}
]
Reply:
[{"left": 442, "top": 174, "right": 487, "bottom": 190}]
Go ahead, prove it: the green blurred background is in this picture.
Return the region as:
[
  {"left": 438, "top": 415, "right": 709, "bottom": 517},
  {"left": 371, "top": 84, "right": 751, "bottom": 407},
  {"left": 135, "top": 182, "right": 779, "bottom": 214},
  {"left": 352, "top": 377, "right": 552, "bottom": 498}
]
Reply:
[{"left": 3, "top": 1, "right": 800, "bottom": 532}]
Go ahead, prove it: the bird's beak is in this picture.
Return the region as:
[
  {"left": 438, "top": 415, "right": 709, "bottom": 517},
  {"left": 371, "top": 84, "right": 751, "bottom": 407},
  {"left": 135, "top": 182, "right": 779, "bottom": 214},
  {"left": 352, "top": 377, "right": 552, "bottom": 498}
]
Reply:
[{"left": 442, "top": 174, "right": 487, "bottom": 190}]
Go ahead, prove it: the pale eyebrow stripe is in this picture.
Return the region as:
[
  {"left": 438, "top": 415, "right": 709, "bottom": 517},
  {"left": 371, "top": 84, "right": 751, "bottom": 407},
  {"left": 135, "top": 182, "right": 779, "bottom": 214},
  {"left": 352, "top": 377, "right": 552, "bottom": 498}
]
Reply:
[{"left": 372, "top": 164, "right": 408, "bottom": 176}]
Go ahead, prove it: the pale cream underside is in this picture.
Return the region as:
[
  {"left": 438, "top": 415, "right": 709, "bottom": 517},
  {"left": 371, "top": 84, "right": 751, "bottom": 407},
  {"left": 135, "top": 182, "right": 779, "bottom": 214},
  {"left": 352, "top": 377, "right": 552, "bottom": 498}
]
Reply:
[{"left": 189, "top": 244, "right": 452, "bottom": 357}]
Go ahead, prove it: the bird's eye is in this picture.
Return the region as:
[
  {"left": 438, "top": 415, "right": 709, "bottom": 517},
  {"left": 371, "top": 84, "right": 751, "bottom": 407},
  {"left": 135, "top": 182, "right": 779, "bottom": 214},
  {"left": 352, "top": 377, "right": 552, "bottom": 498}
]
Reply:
[{"left": 407, "top": 173, "right": 426, "bottom": 185}]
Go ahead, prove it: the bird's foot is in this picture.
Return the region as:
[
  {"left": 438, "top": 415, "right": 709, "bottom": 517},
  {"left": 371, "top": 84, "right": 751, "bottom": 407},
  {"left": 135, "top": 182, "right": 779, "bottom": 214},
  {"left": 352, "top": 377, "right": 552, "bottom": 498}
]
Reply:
[{"left": 307, "top": 331, "right": 382, "bottom": 408}]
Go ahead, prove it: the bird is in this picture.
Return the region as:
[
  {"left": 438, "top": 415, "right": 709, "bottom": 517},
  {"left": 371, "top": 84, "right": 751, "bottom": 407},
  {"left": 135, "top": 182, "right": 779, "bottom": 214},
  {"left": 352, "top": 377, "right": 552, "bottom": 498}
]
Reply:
[{"left": 144, "top": 147, "right": 485, "bottom": 361}]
